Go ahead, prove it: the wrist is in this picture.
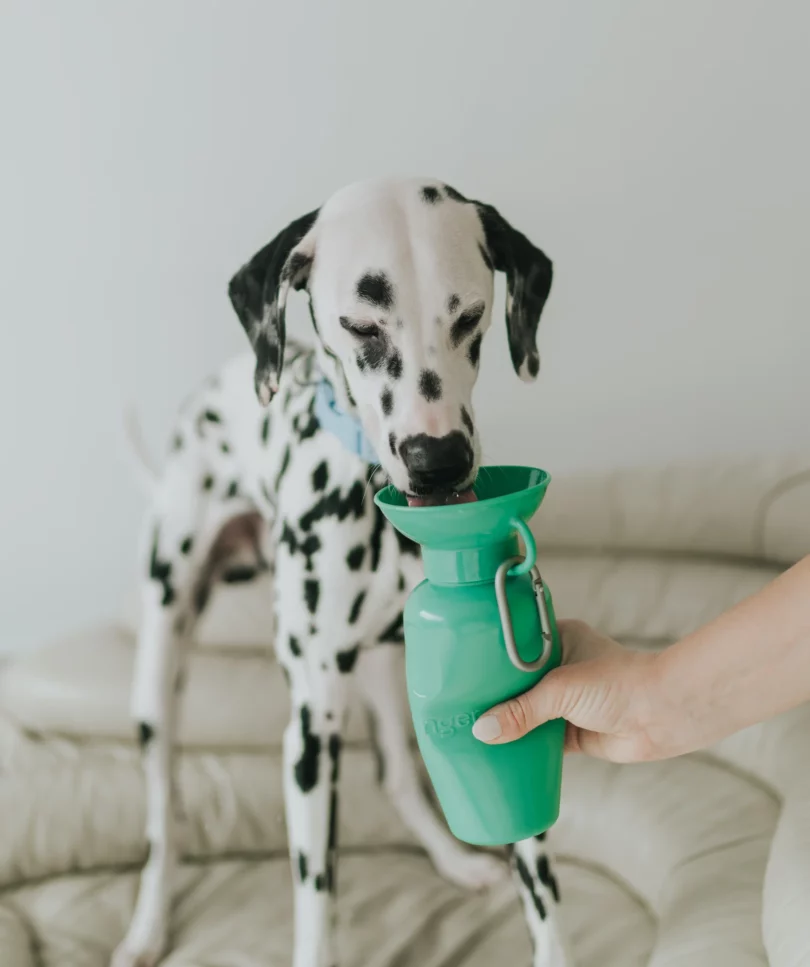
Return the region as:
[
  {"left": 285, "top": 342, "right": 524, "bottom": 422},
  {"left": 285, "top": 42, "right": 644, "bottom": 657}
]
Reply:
[{"left": 634, "top": 648, "right": 696, "bottom": 761}]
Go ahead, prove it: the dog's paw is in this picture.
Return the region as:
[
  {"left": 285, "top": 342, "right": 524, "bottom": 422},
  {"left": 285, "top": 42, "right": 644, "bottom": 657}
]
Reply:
[{"left": 433, "top": 847, "right": 509, "bottom": 891}]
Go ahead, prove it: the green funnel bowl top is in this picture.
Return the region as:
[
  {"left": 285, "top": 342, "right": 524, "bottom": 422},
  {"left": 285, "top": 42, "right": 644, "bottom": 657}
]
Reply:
[{"left": 374, "top": 465, "right": 550, "bottom": 551}]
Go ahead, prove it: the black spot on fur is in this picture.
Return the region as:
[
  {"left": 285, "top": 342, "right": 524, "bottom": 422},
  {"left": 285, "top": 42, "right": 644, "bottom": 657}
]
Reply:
[
  {"left": 309, "top": 624, "right": 317, "bottom": 635},
  {"left": 149, "top": 529, "right": 175, "bottom": 606},
  {"left": 447, "top": 294, "right": 461, "bottom": 314},
  {"left": 346, "top": 545, "right": 365, "bottom": 571},
  {"left": 418, "top": 369, "right": 443, "bottom": 402},
  {"left": 275, "top": 445, "right": 292, "bottom": 491},
  {"left": 220, "top": 441, "right": 230, "bottom": 454},
  {"left": 534, "top": 832, "right": 547, "bottom": 842},
  {"left": 299, "top": 481, "right": 366, "bottom": 532},
  {"left": 478, "top": 243, "right": 493, "bottom": 272},
  {"left": 381, "top": 387, "right": 394, "bottom": 417},
  {"left": 293, "top": 397, "right": 320, "bottom": 442},
  {"left": 280, "top": 522, "right": 297, "bottom": 556},
  {"left": 355, "top": 352, "right": 367, "bottom": 372},
  {"left": 398, "top": 573, "right": 406, "bottom": 592},
  {"left": 527, "top": 352, "right": 540, "bottom": 378},
  {"left": 348, "top": 590, "right": 366, "bottom": 624},
  {"left": 301, "top": 534, "right": 321, "bottom": 570},
  {"left": 312, "top": 461, "right": 329, "bottom": 491},
  {"left": 203, "top": 409, "right": 221, "bottom": 423},
  {"left": 336, "top": 645, "right": 360, "bottom": 673},
  {"left": 172, "top": 434, "right": 183, "bottom": 451},
  {"left": 369, "top": 505, "right": 387, "bottom": 571},
  {"left": 328, "top": 786, "right": 338, "bottom": 850},
  {"left": 289, "top": 392, "right": 318, "bottom": 437},
  {"left": 379, "top": 611, "right": 405, "bottom": 643},
  {"left": 444, "top": 184, "right": 468, "bottom": 202},
  {"left": 356, "top": 271, "right": 394, "bottom": 310},
  {"left": 536, "top": 854, "right": 561, "bottom": 903},
  {"left": 326, "top": 788, "right": 338, "bottom": 892},
  {"left": 461, "top": 406, "right": 474, "bottom": 436},
  {"left": 358, "top": 334, "right": 388, "bottom": 372},
  {"left": 138, "top": 722, "right": 154, "bottom": 749},
  {"left": 298, "top": 852, "right": 308, "bottom": 883},
  {"left": 222, "top": 565, "right": 258, "bottom": 583},
  {"left": 314, "top": 873, "right": 328, "bottom": 892},
  {"left": 180, "top": 536, "right": 193, "bottom": 556},
  {"left": 202, "top": 474, "right": 215, "bottom": 491},
  {"left": 514, "top": 853, "right": 546, "bottom": 920},
  {"left": 294, "top": 705, "right": 321, "bottom": 793},
  {"left": 394, "top": 527, "right": 420, "bottom": 557},
  {"left": 468, "top": 333, "right": 483, "bottom": 368},
  {"left": 328, "top": 734, "right": 342, "bottom": 783},
  {"left": 388, "top": 432, "right": 397, "bottom": 456},
  {"left": 282, "top": 521, "right": 323, "bottom": 572},
  {"left": 386, "top": 350, "right": 403, "bottom": 380},
  {"left": 304, "top": 579, "right": 320, "bottom": 614},
  {"left": 421, "top": 185, "right": 442, "bottom": 204},
  {"left": 450, "top": 301, "right": 485, "bottom": 347},
  {"left": 226, "top": 480, "right": 239, "bottom": 498},
  {"left": 261, "top": 414, "right": 271, "bottom": 444}
]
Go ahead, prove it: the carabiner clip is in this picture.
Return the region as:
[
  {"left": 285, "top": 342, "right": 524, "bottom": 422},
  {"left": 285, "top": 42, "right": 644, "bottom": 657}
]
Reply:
[{"left": 494, "top": 557, "right": 554, "bottom": 673}]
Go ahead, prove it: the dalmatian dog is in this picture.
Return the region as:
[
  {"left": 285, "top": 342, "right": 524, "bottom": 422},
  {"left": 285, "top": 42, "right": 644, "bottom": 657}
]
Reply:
[{"left": 114, "top": 177, "right": 569, "bottom": 967}]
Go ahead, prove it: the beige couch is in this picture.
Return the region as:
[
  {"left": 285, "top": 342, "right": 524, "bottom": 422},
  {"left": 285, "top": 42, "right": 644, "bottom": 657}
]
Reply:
[{"left": 1, "top": 455, "right": 809, "bottom": 966}]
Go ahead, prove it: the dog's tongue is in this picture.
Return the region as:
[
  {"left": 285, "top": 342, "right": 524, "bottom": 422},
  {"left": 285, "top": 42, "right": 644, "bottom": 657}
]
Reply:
[{"left": 406, "top": 489, "right": 477, "bottom": 508}]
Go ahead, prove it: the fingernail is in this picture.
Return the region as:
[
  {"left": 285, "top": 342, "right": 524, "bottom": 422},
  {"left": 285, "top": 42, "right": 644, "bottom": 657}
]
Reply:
[{"left": 472, "top": 714, "right": 502, "bottom": 742}]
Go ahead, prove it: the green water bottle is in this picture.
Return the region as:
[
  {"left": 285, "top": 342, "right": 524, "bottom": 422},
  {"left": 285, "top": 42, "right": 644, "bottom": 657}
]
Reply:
[{"left": 375, "top": 466, "right": 565, "bottom": 846}]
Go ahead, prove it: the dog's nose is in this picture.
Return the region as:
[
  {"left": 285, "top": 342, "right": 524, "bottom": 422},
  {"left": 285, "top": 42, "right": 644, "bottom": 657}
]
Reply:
[{"left": 399, "top": 432, "right": 474, "bottom": 493}]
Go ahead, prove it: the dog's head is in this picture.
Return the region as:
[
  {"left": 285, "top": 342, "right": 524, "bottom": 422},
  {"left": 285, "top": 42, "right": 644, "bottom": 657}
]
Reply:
[{"left": 228, "top": 178, "right": 553, "bottom": 505}]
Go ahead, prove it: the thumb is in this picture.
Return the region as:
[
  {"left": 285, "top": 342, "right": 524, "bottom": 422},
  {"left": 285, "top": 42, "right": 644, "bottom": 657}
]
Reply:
[{"left": 472, "top": 667, "right": 572, "bottom": 744}]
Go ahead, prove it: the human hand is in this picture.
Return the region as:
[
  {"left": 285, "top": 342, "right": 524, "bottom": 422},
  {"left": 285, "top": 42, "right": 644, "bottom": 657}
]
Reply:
[{"left": 472, "top": 620, "right": 667, "bottom": 762}]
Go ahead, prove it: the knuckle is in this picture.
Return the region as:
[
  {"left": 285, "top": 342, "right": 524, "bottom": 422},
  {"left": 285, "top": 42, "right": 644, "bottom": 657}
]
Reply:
[{"left": 503, "top": 694, "right": 533, "bottom": 735}]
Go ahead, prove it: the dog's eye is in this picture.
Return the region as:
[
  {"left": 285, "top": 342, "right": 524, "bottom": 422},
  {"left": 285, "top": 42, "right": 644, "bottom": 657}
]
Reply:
[{"left": 340, "top": 316, "right": 381, "bottom": 339}]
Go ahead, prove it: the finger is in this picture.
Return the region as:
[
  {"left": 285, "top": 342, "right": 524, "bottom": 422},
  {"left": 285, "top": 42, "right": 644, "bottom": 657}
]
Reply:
[{"left": 472, "top": 667, "right": 570, "bottom": 744}]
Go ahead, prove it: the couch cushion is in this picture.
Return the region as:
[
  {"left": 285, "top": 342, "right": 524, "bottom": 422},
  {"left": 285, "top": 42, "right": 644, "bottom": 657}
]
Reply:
[
  {"left": 4, "top": 853, "right": 655, "bottom": 967},
  {"left": 533, "top": 454, "right": 810, "bottom": 566}
]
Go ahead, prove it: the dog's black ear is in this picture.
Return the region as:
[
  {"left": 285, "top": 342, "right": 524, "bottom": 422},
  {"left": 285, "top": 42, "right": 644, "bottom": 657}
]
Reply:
[
  {"left": 475, "top": 202, "right": 553, "bottom": 381},
  {"left": 228, "top": 209, "right": 319, "bottom": 405},
  {"left": 446, "top": 185, "right": 552, "bottom": 381}
]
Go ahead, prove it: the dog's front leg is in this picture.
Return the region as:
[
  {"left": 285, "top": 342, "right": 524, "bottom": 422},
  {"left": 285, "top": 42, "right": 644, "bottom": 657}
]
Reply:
[
  {"left": 356, "top": 644, "right": 507, "bottom": 890},
  {"left": 512, "top": 836, "right": 572, "bottom": 966},
  {"left": 276, "top": 554, "right": 352, "bottom": 967}
]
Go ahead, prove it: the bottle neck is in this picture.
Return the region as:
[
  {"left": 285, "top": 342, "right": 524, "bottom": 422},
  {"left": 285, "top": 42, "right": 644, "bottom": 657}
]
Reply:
[{"left": 421, "top": 536, "right": 520, "bottom": 585}]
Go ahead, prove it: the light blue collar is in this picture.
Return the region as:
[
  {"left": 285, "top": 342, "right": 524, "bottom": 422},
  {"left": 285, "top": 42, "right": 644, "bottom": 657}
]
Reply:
[{"left": 314, "top": 379, "right": 378, "bottom": 464}]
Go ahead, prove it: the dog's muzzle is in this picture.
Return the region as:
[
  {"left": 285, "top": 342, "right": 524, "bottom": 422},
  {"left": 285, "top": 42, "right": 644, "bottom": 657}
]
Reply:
[{"left": 399, "top": 432, "right": 474, "bottom": 502}]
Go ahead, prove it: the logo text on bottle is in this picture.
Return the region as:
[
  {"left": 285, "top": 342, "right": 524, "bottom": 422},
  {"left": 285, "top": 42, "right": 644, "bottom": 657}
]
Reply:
[{"left": 424, "top": 712, "right": 483, "bottom": 738}]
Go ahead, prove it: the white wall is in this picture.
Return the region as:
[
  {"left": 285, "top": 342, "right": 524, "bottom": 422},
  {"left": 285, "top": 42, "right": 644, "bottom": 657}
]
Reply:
[{"left": 1, "top": 1, "right": 808, "bottom": 654}]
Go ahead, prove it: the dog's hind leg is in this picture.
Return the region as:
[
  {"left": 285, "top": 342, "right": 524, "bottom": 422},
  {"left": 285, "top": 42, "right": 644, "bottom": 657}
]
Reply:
[
  {"left": 511, "top": 836, "right": 571, "bottom": 966},
  {"left": 356, "top": 643, "right": 508, "bottom": 890},
  {"left": 112, "top": 454, "right": 264, "bottom": 967}
]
